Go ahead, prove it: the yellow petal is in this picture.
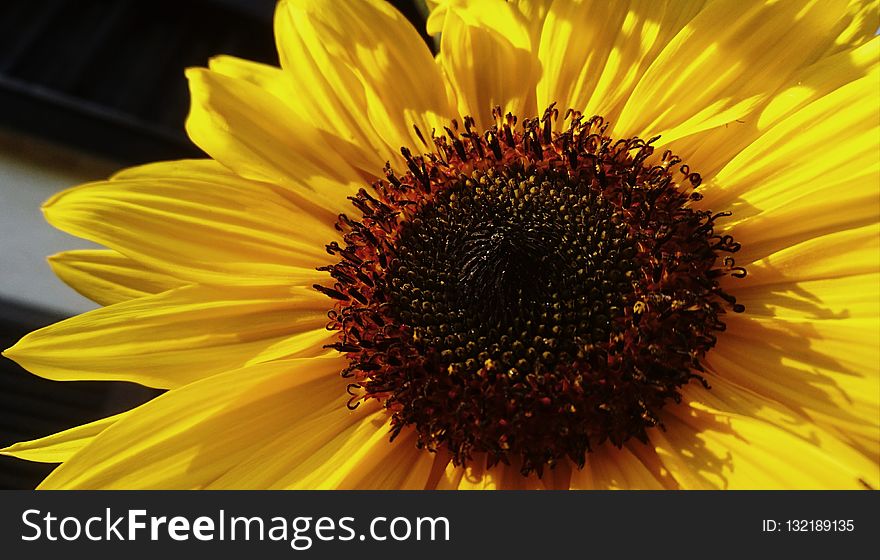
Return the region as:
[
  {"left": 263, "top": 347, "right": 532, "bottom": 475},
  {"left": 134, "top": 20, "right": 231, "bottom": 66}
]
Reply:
[
  {"left": 455, "top": 455, "right": 500, "bottom": 490},
  {"left": 206, "top": 55, "right": 295, "bottom": 108},
  {"left": 672, "top": 37, "right": 878, "bottom": 179},
  {"left": 428, "top": 0, "right": 551, "bottom": 44},
  {"left": 48, "top": 249, "right": 185, "bottom": 306},
  {"left": 433, "top": 459, "right": 467, "bottom": 489},
  {"left": 213, "top": 408, "right": 381, "bottom": 489},
  {"left": 185, "top": 68, "right": 364, "bottom": 213},
  {"left": 4, "top": 284, "right": 330, "bottom": 389},
  {"left": 317, "top": 428, "right": 437, "bottom": 490},
  {"left": 616, "top": 0, "right": 852, "bottom": 144},
  {"left": 708, "top": 323, "right": 880, "bottom": 466},
  {"left": 439, "top": 446, "right": 672, "bottom": 489},
  {"left": 431, "top": 0, "right": 540, "bottom": 129},
  {"left": 1, "top": 411, "right": 130, "bottom": 463},
  {"left": 537, "top": 0, "right": 704, "bottom": 127},
  {"left": 540, "top": 460, "right": 574, "bottom": 490},
  {"left": 209, "top": 398, "right": 438, "bottom": 489},
  {"left": 112, "top": 158, "right": 343, "bottom": 226},
  {"left": 37, "top": 356, "right": 345, "bottom": 489},
  {"left": 710, "top": 70, "right": 879, "bottom": 263},
  {"left": 495, "top": 464, "right": 546, "bottom": 490},
  {"left": 732, "top": 224, "right": 879, "bottom": 290},
  {"left": 650, "top": 378, "right": 878, "bottom": 489},
  {"left": 756, "top": 38, "right": 879, "bottom": 132},
  {"left": 442, "top": 456, "right": 555, "bottom": 490},
  {"left": 694, "top": 374, "right": 876, "bottom": 472},
  {"left": 206, "top": 55, "right": 370, "bottom": 169},
  {"left": 43, "top": 160, "right": 334, "bottom": 287},
  {"left": 513, "top": 0, "right": 552, "bottom": 46},
  {"left": 711, "top": 228, "right": 879, "bottom": 460},
  {"left": 825, "top": 0, "right": 880, "bottom": 56},
  {"left": 251, "top": 414, "right": 429, "bottom": 490},
  {"left": 569, "top": 444, "right": 667, "bottom": 490},
  {"left": 274, "top": 0, "right": 453, "bottom": 173}
]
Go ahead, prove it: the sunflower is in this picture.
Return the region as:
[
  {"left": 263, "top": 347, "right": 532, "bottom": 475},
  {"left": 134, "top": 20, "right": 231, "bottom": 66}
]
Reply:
[{"left": 2, "top": 0, "right": 878, "bottom": 490}]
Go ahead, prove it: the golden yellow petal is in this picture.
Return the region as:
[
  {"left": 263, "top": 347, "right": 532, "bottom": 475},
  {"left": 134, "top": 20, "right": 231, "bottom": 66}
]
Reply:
[
  {"left": 211, "top": 406, "right": 439, "bottom": 489},
  {"left": 112, "top": 158, "right": 343, "bottom": 226},
  {"left": 537, "top": 0, "right": 704, "bottom": 127},
  {"left": 569, "top": 444, "right": 667, "bottom": 490},
  {"left": 274, "top": 0, "right": 453, "bottom": 173},
  {"left": 715, "top": 222, "right": 879, "bottom": 454},
  {"left": 279, "top": 418, "right": 431, "bottom": 490},
  {"left": 671, "top": 37, "right": 878, "bottom": 178},
  {"left": 433, "top": 459, "right": 467, "bottom": 490},
  {"left": 757, "top": 38, "right": 879, "bottom": 132},
  {"left": 207, "top": 54, "right": 375, "bottom": 169},
  {"left": 496, "top": 464, "right": 546, "bottom": 490},
  {"left": 653, "top": 407, "right": 852, "bottom": 489},
  {"left": 4, "top": 284, "right": 330, "bottom": 389},
  {"left": 202, "top": 404, "right": 374, "bottom": 488},
  {"left": 512, "top": 0, "right": 552, "bottom": 46},
  {"left": 37, "top": 356, "right": 345, "bottom": 489},
  {"left": 223, "top": 409, "right": 385, "bottom": 489},
  {"left": 712, "top": 300, "right": 877, "bottom": 455},
  {"left": 432, "top": 0, "right": 540, "bottom": 129},
  {"left": 43, "top": 160, "right": 334, "bottom": 287},
  {"left": 653, "top": 378, "right": 878, "bottom": 489},
  {"left": 454, "top": 455, "right": 499, "bottom": 490},
  {"left": 709, "top": 70, "right": 879, "bottom": 263},
  {"left": 825, "top": 0, "right": 880, "bottom": 56},
  {"left": 1, "top": 411, "right": 130, "bottom": 463},
  {"left": 207, "top": 55, "right": 295, "bottom": 107},
  {"left": 435, "top": 457, "right": 552, "bottom": 490},
  {"left": 429, "top": 0, "right": 550, "bottom": 44},
  {"left": 328, "top": 429, "right": 438, "bottom": 490},
  {"left": 433, "top": 457, "right": 576, "bottom": 489},
  {"left": 616, "top": 0, "right": 852, "bottom": 144},
  {"left": 708, "top": 328, "right": 879, "bottom": 466},
  {"left": 732, "top": 224, "right": 879, "bottom": 289},
  {"left": 49, "top": 249, "right": 185, "bottom": 306},
  {"left": 185, "top": 68, "right": 364, "bottom": 212}
]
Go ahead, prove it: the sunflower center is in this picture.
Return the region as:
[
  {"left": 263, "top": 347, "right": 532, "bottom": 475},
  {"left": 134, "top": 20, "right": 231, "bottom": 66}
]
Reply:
[
  {"left": 389, "top": 166, "right": 635, "bottom": 373},
  {"left": 316, "top": 108, "right": 745, "bottom": 475}
]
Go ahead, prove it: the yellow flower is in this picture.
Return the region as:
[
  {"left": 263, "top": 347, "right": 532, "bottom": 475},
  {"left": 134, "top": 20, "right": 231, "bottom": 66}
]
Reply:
[{"left": 2, "top": 0, "right": 879, "bottom": 489}]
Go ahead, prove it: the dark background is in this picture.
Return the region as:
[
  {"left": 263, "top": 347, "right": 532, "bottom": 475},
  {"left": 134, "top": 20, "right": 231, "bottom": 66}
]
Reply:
[{"left": 0, "top": 0, "right": 430, "bottom": 489}]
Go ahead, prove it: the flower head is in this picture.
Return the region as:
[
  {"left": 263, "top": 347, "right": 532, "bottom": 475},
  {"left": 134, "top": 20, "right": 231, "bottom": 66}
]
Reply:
[{"left": 3, "top": 0, "right": 878, "bottom": 489}]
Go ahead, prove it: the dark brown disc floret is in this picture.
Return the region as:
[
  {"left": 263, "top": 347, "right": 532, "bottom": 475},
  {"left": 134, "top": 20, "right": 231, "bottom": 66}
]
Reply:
[{"left": 315, "top": 107, "right": 745, "bottom": 476}]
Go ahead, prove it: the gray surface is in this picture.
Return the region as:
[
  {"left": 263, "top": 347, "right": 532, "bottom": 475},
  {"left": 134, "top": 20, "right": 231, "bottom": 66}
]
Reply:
[{"left": 0, "top": 130, "right": 110, "bottom": 316}]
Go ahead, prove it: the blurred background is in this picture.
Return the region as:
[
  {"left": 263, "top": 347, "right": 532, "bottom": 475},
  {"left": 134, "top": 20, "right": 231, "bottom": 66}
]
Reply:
[{"left": 0, "top": 0, "right": 430, "bottom": 489}]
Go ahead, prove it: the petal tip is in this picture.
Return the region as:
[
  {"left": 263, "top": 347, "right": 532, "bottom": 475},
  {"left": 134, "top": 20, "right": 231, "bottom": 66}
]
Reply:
[{"left": 183, "top": 66, "right": 210, "bottom": 85}]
